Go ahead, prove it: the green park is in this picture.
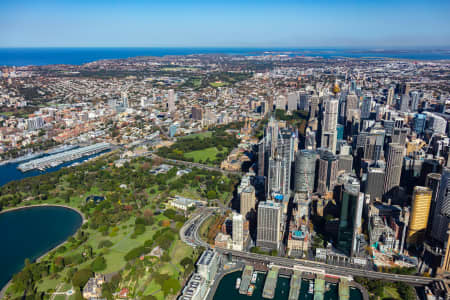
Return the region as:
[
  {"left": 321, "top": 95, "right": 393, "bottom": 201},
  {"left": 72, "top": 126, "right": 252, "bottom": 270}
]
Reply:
[{"left": 0, "top": 152, "right": 239, "bottom": 300}]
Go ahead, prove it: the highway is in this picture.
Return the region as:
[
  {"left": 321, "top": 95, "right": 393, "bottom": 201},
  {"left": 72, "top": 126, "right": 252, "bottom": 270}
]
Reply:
[
  {"left": 180, "top": 208, "right": 440, "bottom": 287},
  {"left": 180, "top": 207, "right": 215, "bottom": 248},
  {"left": 215, "top": 248, "right": 435, "bottom": 285}
]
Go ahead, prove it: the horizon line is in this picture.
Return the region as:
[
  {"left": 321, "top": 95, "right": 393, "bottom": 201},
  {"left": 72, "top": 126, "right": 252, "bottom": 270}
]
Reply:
[{"left": 0, "top": 46, "right": 450, "bottom": 50}]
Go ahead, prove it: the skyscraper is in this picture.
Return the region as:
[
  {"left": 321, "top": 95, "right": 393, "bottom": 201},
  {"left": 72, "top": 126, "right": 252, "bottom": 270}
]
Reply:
[
  {"left": 363, "top": 133, "right": 384, "bottom": 162},
  {"left": 278, "top": 130, "right": 295, "bottom": 196},
  {"left": 366, "top": 166, "right": 385, "bottom": 202},
  {"left": 441, "top": 224, "right": 450, "bottom": 273},
  {"left": 410, "top": 91, "right": 420, "bottom": 111},
  {"left": 276, "top": 95, "right": 287, "bottom": 110},
  {"left": 361, "top": 95, "right": 372, "bottom": 119},
  {"left": 256, "top": 201, "right": 282, "bottom": 251},
  {"left": 431, "top": 168, "right": 450, "bottom": 243},
  {"left": 267, "top": 128, "right": 295, "bottom": 198},
  {"left": 168, "top": 89, "right": 176, "bottom": 113},
  {"left": 322, "top": 99, "right": 339, "bottom": 132},
  {"left": 345, "top": 93, "right": 358, "bottom": 122},
  {"left": 240, "top": 185, "right": 256, "bottom": 220},
  {"left": 287, "top": 92, "right": 298, "bottom": 111},
  {"left": 399, "top": 94, "right": 409, "bottom": 112},
  {"left": 337, "top": 177, "right": 363, "bottom": 256},
  {"left": 316, "top": 150, "right": 338, "bottom": 195},
  {"left": 413, "top": 113, "right": 426, "bottom": 134},
  {"left": 407, "top": 186, "right": 432, "bottom": 245},
  {"left": 294, "top": 150, "right": 317, "bottom": 193},
  {"left": 257, "top": 141, "right": 266, "bottom": 177},
  {"left": 383, "top": 143, "right": 404, "bottom": 196},
  {"left": 391, "top": 127, "right": 409, "bottom": 145},
  {"left": 387, "top": 86, "right": 395, "bottom": 107},
  {"left": 299, "top": 92, "right": 309, "bottom": 111},
  {"left": 321, "top": 99, "right": 339, "bottom": 153},
  {"left": 425, "top": 173, "right": 441, "bottom": 238},
  {"left": 338, "top": 155, "right": 353, "bottom": 174},
  {"left": 232, "top": 213, "right": 244, "bottom": 251}
]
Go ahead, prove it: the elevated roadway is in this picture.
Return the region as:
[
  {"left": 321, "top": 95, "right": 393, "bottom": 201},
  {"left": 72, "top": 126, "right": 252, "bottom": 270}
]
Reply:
[{"left": 180, "top": 208, "right": 441, "bottom": 287}]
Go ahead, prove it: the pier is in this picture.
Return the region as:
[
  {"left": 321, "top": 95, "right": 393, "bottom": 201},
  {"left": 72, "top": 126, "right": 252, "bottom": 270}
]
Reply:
[
  {"left": 339, "top": 278, "right": 350, "bottom": 300},
  {"left": 288, "top": 270, "right": 302, "bottom": 300},
  {"left": 262, "top": 266, "right": 279, "bottom": 299},
  {"left": 314, "top": 274, "right": 325, "bottom": 300},
  {"left": 239, "top": 265, "right": 253, "bottom": 295},
  {"left": 18, "top": 143, "right": 110, "bottom": 172}
]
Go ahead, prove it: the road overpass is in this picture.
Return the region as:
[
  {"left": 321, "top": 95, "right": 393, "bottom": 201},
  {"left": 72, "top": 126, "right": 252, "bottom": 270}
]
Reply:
[{"left": 216, "top": 248, "right": 435, "bottom": 286}]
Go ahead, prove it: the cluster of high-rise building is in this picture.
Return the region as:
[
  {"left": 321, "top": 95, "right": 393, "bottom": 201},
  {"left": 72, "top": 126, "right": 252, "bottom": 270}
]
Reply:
[{"left": 232, "top": 71, "right": 450, "bottom": 275}]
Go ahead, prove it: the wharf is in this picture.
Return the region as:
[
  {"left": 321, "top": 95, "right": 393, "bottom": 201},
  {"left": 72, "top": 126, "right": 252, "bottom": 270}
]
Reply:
[
  {"left": 339, "top": 278, "right": 350, "bottom": 300},
  {"left": 239, "top": 265, "right": 253, "bottom": 295},
  {"left": 18, "top": 142, "right": 110, "bottom": 172},
  {"left": 288, "top": 270, "right": 302, "bottom": 300},
  {"left": 314, "top": 274, "right": 325, "bottom": 300},
  {"left": 262, "top": 266, "right": 279, "bottom": 299}
]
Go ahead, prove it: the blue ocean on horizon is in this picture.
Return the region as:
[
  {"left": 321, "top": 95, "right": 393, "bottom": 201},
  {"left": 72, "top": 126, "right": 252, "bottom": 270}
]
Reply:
[{"left": 0, "top": 47, "right": 449, "bottom": 66}]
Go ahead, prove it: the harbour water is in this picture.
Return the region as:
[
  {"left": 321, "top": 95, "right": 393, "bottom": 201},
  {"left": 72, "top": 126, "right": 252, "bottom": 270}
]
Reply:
[
  {"left": 0, "top": 150, "right": 109, "bottom": 187},
  {"left": 0, "top": 48, "right": 449, "bottom": 66},
  {"left": 213, "top": 271, "right": 363, "bottom": 300},
  {"left": 0, "top": 206, "right": 83, "bottom": 289}
]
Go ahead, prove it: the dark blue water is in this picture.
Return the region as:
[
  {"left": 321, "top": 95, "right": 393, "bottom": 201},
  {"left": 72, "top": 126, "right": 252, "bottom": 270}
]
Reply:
[
  {"left": 213, "top": 271, "right": 363, "bottom": 300},
  {"left": 0, "top": 48, "right": 449, "bottom": 66},
  {"left": 0, "top": 150, "right": 109, "bottom": 187},
  {"left": 0, "top": 206, "right": 82, "bottom": 289}
]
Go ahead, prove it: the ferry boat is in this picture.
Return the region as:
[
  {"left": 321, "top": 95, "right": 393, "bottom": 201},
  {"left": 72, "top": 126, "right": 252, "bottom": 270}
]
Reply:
[
  {"left": 251, "top": 272, "right": 257, "bottom": 283},
  {"left": 235, "top": 278, "right": 241, "bottom": 289},
  {"left": 247, "top": 284, "right": 255, "bottom": 296},
  {"left": 308, "top": 281, "right": 314, "bottom": 294}
]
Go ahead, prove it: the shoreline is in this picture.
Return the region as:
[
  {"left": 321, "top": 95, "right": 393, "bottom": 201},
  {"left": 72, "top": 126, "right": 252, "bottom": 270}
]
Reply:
[
  {"left": 0, "top": 204, "right": 86, "bottom": 298},
  {"left": 0, "top": 203, "right": 86, "bottom": 222}
]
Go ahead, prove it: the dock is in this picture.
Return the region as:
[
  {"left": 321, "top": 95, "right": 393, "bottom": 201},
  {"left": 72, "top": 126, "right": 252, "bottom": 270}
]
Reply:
[
  {"left": 339, "top": 278, "right": 350, "bottom": 300},
  {"left": 239, "top": 265, "right": 253, "bottom": 295},
  {"left": 17, "top": 142, "right": 110, "bottom": 172},
  {"left": 314, "top": 274, "right": 325, "bottom": 300},
  {"left": 288, "top": 270, "right": 302, "bottom": 300},
  {"left": 262, "top": 266, "right": 279, "bottom": 299}
]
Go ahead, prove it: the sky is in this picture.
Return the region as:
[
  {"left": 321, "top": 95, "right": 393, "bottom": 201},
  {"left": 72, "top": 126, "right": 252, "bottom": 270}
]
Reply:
[{"left": 0, "top": 0, "right": 449, "bottom": 48}]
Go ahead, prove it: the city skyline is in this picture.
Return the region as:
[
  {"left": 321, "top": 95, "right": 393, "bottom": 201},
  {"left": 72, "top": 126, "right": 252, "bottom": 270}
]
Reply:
[{"left": 1, "top": 0, "right": 449, "bottom": 48}]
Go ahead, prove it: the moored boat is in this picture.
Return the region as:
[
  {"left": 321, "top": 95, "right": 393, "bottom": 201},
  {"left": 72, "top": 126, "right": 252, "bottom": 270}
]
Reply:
[
  {"left": 251, "top": 272, "right": 257, "bottom": 283},
  {"left": 247, "top": 284, "right": 255, "bottom": 296}
]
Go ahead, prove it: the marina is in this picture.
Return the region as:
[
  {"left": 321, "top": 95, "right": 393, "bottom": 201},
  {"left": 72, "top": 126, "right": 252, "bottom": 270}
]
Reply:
[
  {"left": 17, "top": 143, "right": 110, "bottom": 172},
  {"left": 213, "top": 270, "right": 364, "bottom": 300}
]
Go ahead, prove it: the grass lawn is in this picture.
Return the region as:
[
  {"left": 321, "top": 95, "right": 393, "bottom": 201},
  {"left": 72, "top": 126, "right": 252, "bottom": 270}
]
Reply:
[
  {"left": 37, "top": 277, "right": 60, "bottom": 293},
  {"left": 170, "top": 240, "right": 193, "bottom": 265},
  {"left": 54, "top": 295, "right": 66, "bottom": 300},
  {"left": 143, "top": 280, "right": 162, "bottom": 296},
  {"left": 381, "top": 286, "right": 401, "bottom": 299},
  {"left": 184, "top": 147, "right": 224, "bottom": 163},
  {"left": 209, "top": 81, "right": 228, "bottom": 87},
  {"left": 179, "top": 131, "right": 212, "bottom": 140},
  {"left": 100, "top": 223, "right": 159, "bottom": 273}
]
